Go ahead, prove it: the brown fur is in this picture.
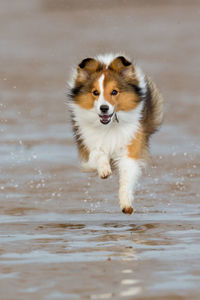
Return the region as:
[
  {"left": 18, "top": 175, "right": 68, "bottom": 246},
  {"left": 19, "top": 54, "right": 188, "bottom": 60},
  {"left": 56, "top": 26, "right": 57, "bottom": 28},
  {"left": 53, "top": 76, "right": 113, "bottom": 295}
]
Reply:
[
  {"left": 71, "top": 121, "right": 90, "bottom": 161},
  {"left": 75, "top": 93, "right": 95, "bottom": 109},
  {"left": 76, "top": 58, "right": 103, "bottom": 85},
  {"left": 116, "top": 91, "right": 140, "bottom": 111},
  {"left": 109, "top": 56, "right": 139, "bottom": 85},
  {"left": 73, "top": 57, "right": 143, "bottom": 113},
  {"left": 102, "top": 78, "right": 141, "bottom": 111},
  {"left": 142, "top": 75, "right": 164, "bottom": 137},
  {"left": 127, "top": 77, "right": 163, "bottom": 161},
  {"left": 127, "top": 129, "right": 146, "bottom": 160}
]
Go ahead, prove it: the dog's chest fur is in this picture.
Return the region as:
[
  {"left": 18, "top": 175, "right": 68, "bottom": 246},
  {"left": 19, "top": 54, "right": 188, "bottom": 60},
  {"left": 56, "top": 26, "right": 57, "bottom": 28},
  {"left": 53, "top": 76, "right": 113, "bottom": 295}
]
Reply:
[{"left": 71, "top": 102, "right": 143, "bottom": 159}]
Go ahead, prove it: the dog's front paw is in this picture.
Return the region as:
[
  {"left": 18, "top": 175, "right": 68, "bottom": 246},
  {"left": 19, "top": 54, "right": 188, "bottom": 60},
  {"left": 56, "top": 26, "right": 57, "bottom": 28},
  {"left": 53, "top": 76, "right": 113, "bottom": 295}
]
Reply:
[
  {"left": 119, "top": 191, "right": 134, "bottom": 214},
  {"left": 122, "top": 206, "right": 134, "bottom": 214},
  {"left": 98, "top": 163, "right": 112, "bottom": 179}
]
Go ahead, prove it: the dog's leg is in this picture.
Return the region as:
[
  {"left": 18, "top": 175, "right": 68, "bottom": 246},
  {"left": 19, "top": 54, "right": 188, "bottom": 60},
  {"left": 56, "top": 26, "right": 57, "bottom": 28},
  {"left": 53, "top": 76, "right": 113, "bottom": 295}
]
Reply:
[
  {"left": 96, "top": 151, "right": 111, "bottom": 179},
  {"left": 118, "top": 157, "right": 142, "bottom": 214},
  {"left": 81, "top": 150, "right": 111, "bottom": 179}
]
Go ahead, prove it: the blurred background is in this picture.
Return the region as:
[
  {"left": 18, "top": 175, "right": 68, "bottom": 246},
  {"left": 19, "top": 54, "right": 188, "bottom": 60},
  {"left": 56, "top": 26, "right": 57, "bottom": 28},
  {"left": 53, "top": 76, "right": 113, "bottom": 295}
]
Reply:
[{"left": 0, "top": 1, "right": 200, "bottom": 299}]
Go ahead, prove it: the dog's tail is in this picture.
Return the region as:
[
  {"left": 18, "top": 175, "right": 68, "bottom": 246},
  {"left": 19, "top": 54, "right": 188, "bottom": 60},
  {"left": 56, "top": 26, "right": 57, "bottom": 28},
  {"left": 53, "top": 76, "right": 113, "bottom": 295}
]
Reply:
[{"left": 142, "top": 75, "right": 164, "bottom": 137}]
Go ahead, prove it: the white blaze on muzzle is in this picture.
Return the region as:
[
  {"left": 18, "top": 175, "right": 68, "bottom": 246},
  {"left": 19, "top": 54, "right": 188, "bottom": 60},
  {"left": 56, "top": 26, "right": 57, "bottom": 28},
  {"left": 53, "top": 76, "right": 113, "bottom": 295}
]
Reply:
[{"left": 95, "top": 74, "right": 115, "bottom": 125}]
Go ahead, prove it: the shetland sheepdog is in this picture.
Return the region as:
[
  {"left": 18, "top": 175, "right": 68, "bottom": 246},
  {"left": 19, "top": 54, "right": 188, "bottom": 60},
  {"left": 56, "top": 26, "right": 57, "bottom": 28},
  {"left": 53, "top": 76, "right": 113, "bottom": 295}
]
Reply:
[{"left": 68, "top": 54, "right": 163, "bottom": 214}]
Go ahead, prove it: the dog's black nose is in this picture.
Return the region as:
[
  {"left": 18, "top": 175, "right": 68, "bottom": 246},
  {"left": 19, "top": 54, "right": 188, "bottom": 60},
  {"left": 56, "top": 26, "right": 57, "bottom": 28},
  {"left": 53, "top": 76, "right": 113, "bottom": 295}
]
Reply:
[{"left": 100, "top": 105, "right": 109, "bottom": 113}]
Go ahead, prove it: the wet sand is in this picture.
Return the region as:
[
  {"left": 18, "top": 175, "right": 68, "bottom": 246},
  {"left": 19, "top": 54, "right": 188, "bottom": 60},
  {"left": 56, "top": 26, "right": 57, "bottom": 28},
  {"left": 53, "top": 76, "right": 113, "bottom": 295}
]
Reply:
[{"left": 0, "top": 1, "right": 200, "bottom": 299}]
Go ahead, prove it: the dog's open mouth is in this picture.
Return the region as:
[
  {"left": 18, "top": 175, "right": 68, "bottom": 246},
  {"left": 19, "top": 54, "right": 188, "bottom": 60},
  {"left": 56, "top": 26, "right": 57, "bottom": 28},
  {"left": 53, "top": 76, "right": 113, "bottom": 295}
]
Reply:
[{"left": 99, "top": 113, "right": 114, "bottom": 125}]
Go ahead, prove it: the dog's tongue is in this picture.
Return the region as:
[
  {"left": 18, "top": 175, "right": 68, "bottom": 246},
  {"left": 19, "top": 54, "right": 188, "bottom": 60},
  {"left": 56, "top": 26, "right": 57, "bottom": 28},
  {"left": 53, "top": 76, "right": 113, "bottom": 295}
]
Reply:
[
  {"left": 100, "top": 114, "right": 110, "bottom": 124},
  {"left": 102, "top": 115, "right": 109, "bottom": 120}
]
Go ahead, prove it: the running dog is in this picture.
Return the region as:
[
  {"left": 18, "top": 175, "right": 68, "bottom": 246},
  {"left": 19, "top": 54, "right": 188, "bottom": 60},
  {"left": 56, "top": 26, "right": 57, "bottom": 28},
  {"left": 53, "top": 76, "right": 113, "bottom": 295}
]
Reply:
[{"left": 68, "top": 54, "right": 163, "bottom": 214}]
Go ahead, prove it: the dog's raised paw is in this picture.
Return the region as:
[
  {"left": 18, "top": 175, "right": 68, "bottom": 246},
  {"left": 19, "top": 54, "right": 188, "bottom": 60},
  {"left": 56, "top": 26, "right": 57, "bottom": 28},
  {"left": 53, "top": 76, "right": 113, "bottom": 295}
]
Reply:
[
  {"left": 98, "top": 164, "right": 112, "bottom": 179},
  {"left": 122, "top": 207, "right": 134, "bottom": 214}
]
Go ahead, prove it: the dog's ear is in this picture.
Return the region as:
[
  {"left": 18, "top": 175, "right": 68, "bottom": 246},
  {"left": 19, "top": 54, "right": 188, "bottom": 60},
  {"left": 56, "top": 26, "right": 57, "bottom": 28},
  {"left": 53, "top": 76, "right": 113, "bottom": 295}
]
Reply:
[
  {"left": 109, "top": 56, "right": 134, "bottom": 78},
  {"left": 76, "top": 58, "right": 101, "bottom": 83}
]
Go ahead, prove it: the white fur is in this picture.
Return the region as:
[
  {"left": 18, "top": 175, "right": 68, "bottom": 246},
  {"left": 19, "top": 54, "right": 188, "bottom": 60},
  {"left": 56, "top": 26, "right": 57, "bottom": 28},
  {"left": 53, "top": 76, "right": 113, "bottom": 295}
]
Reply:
[
  {"left": 70, "top": 101, "right": 143, "bottom": 158},
  {"left": 94, "top": 74, "right": 115, "bottom": 117},
  {"left": 68, "top": 66, "right": 78, "bottom": 89},
  {"left": 135, "top": 66, "right": 147, "bottom": 97},
  {"left": 118, "top": 157, "right": 142, "bottom": 209},
  {"left": 95, "top": 53, "right": 121, "bottom": 67},
  {"left": 70, "top": 99, "right": 144, "bottom": 212},
  {"left": 82, "top": 149, "right": 112, "bottom": 178},
  {"left": 98, "top": 73, "right": 104, "bottom": 92}
]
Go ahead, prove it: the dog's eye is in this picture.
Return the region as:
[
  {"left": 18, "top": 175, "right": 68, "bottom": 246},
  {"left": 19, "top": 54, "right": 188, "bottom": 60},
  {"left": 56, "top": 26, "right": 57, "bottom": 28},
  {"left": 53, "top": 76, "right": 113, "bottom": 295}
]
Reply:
[
  {"left": 111, "top": 90, "right": 118, "bottom": 96},
  {"left": 93, "top": 90, "right": 99, "bottom": 96}
]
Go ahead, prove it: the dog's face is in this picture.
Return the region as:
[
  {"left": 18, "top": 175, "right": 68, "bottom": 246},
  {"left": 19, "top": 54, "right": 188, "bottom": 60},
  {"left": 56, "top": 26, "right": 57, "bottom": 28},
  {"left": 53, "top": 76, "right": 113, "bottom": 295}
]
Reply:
[{"left": 71, "top": 56, "right": 144, "bottom": 125}]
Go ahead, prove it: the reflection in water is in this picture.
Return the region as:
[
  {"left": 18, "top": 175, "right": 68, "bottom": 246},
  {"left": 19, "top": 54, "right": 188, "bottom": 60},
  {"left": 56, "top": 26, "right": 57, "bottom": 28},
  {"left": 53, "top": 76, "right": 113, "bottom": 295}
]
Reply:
[
  {"left": 122, "top": 269, "right": 133, "bottom": 274},
  {"left": 44, "top": 223, "right": 86, "bottom": 230},
  {"left": 120, "top": 247, "right": 137, "bottom": 262},
  {"left": 120, "top": 287, "right": 142, "bottom": 297},
  {"left": 1, "top": 219, "right": 200, "bottom": 299},
  {"left": 91, "top": 293, "right": 113, "bottom": 299},
  {"left": 121, "top": 279, "right": 139, "bottom": 285}
]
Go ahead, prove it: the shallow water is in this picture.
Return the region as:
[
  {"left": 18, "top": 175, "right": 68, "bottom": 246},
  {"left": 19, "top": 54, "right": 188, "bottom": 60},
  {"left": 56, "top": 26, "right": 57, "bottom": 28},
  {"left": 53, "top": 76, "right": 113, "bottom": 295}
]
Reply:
[{"left": 0, "top": 1, "right": 200, "bottom": 299}]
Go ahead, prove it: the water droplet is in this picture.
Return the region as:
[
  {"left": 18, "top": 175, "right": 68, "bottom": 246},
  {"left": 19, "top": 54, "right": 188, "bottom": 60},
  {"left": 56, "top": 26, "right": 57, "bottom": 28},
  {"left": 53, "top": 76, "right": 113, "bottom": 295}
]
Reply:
[{"left": 122, "top": 269, "right": 133, "bottom": 274}]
